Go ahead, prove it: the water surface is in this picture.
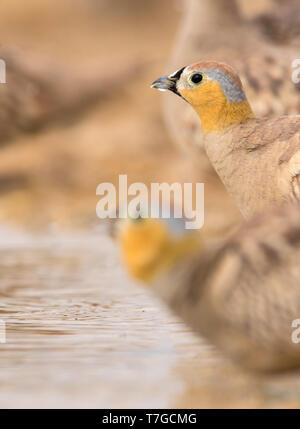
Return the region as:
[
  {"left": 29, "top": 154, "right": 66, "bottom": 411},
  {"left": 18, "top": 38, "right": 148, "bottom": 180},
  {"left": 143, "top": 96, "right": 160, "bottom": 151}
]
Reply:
[{"left": 0, "top": 226, "right": 299, "bottom": 408}]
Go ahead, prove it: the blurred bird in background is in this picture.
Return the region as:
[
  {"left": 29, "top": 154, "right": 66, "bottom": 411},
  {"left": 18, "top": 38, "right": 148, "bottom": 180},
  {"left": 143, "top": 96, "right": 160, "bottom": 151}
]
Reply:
[
  {"left": 0, "top": 47, "right": 141, "bottom": 144},
  {"left": 152, "top": 61, "right": 300, "bottom": 218},
  {"left": 118, "top": 204, "right": 300, "bottom": 373},
  {"left": 252, "top": 0, "right": 300, "bottom": 45}
]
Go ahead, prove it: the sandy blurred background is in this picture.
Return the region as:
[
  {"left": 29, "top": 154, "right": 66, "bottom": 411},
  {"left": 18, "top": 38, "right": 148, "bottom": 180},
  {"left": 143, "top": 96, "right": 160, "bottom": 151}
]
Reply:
[
  {"left": 0, "top": 0, "right": 184, "bottom": 229},
  {"left": 1, "top": 0, "right": 298, "bottom": 233},
  {"left": 0, "top": 0, "right": 299, "bottom": 409}
]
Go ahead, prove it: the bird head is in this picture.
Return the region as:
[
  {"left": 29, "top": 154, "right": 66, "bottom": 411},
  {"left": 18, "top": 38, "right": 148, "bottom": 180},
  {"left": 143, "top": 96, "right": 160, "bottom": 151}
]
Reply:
[
  {"left": 117, "top": 216, "right": 202, "bottom": 284},
  {"left": 151, "top": 61, "right": 254, "bottom": 134}
]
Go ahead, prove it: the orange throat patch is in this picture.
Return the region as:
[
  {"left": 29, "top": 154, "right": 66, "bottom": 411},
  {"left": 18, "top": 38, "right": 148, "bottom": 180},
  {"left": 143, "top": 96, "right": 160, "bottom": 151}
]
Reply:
[{"left": 181, "top": 81, "right": 255, "bottom": 134}]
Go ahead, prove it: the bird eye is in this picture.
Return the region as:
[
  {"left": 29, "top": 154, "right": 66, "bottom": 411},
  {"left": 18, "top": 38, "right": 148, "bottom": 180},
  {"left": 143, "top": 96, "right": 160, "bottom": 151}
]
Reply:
[{"left": 190, "top": 73, "right": 203, "bottom": 85}]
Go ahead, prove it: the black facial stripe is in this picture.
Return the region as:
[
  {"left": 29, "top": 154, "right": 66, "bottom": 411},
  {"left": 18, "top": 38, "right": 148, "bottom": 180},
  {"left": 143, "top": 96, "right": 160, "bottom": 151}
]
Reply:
[
  {"left": 168, "top": 66, "right": 186, "bottom": 98},
  {"left": 169, "top": 66, "right": 186, "bottom": 81},
  {"left": 167, "top": 83, "right": 181, "bottom": 98}
]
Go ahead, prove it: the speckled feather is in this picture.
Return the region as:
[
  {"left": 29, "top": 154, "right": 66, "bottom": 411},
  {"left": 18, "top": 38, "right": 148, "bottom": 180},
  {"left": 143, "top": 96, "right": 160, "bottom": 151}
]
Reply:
[
  {"left": 203, "top": 115, "right": 300, "bottom": 217},
  {"left": 153, "top": 203, "right": 300, "bottom": 373}
]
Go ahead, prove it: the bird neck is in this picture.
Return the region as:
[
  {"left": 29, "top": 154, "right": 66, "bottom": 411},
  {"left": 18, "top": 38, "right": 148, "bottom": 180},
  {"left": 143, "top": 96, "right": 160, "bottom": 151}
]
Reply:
[{"left": 194, "top": 100, "right": 255, "bottom": 135}]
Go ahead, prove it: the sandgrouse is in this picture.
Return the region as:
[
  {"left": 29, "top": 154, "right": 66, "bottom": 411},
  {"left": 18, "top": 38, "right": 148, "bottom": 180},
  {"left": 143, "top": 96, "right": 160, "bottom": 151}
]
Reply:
[
  {"left": 118, "top": 205, "right": 300, "bottom": 373},
  {"left": 152, "top": 61, "right": 300, "bottom": 218},
  {"left": 166, "top": 0, "right": 300, "bottom": 153}
]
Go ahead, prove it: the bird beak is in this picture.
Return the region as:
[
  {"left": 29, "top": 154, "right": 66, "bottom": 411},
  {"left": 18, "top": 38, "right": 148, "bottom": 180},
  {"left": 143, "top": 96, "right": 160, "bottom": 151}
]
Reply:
[
  {"left": 150, "top": 75, "right": 182, "bottom": 97},
  {"left": 151, "top": 75, "right": 175, "bottom": 91}
]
